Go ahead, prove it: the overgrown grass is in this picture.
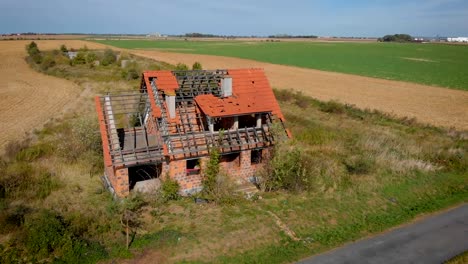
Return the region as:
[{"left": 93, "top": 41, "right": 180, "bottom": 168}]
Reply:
[
  {"left": 446, "top": 251, "right": 468, "bottom": 264},
  {"left": 26, "top": 47, "right": 175, "bottom": 93},
  {"left": 94, "top": 39, "right": 468, "bottom": 90}
]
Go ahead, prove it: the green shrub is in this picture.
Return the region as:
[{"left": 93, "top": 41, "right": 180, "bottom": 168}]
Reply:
[
  {"left": 15, "top": 143, "right": 53, "bottom": 162},
  {"left": 430, "top": 147, "right": 467, "bottom": 172},
  {"left": 72, "top": 51, "right": 87, "bottom": 65},
  {"left": 24, "top": 210, "right": 107, "bottom": 263},
  {"left": 0, "top": 161, "right": 59, "bottom": 200},
  {"left": 25, "top": 210, "right": 67, "bottom": 259},
  {"left": 40, "top": 55, "right": 56, "bottom": 71},
  {"left": 161, "top": 176, "right": 180, "bottom": 201},
  {"left": 175, "top": 63, "right": 189, "bottom": 71},
  {"left": 344, "top": 154, "right": 375, "bottom": 175},
  {"left": 26, "top": 41, "right": 39, "bottom": 56},
  {"left": 80, "top": 45, "right": 89, "bottom": 52},
  {"left": 294, "top": 91, "right": 310, "bottom": 108},
  {"left": 86, "top": 52, "right": 97, "bottom": 64},
  {"left": 200, "top": 147, "right": 239, "bottom": 204},
  {"left": 122, "top": 193, "right": 147, "bottom": 212},
  {"left": 262, "top": 147, "right": 309, "bottom": 192},
  {"left": 202, "top": 148, "right": 220, "bottom": 197},
  {"left": 26, "top": 41, "right": 43, "bottom": 64},
  {"left": 319, "top": 100, "right": 345, "bottom": 114},
  {"left": 2, "top": 162, "right": 34, "bottom": 199},
  {"left": 274, "top": 89, "right": 296, "bottom": 102},
  {"left": 0, "top": 244, "right": 24, "bottom": 264},
  {"left": 131, "top": 228, "right": 183, "bottom": 249},
  {"left": 101, "top": 49, "right": 116, "bottom": 66},
  {"left": 192, "top": 61, "right": 202, "bottom": 70},
  {"left": 121, "top": 67, "right": 140, "bottom": 80},
  {"left": 36, "top": 171, "right": 60, "bottom": 199},
  {"left": 57, "top": 117, "right": 102, "bottom": 161},
  {"left": 60, "top": 44, "right": 68, "bottom": 53},
  {"left": 3, "top": 139, "right": 31, "bottom": 161},
  {"left": 31, "top": 53, "right": 43, "bottom": 64},
  {"left": 0, "top": 205, "right": 31, "bottom": 234}
]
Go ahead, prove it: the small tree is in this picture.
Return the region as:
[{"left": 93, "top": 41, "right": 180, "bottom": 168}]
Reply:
[
  {"left": 26, "top": 41, "right": 39, "bottom": 55},
  {"left": 127, "top": 68, "right": 139, "bottom": 80},
  {"left": 192, "top": 61, "right": 202, "bottom": 70},
  {"left": 202, "top": 147, "right": 220, "bottom": 198},
  {"left": 72, "top": 51, "right": 86, "bottom": 65},
  {"left": 86, "top": 52, "right": 97, "bottom": 64},
  {"left": 26, "top": 41, "right": 42, "bottom": 64},
  {"left": 121, "top": 68, "right": 140, "bottom": 80},
  {"left": 175, "top": 63, "right": 189, "bottom": 71},
  {"left": 161, "top": 175, "right": 180, "bottom": 202},
  {"left": 60, "top": 44, "right": 68, "bottom": 53},
  {"left": 31, "top": 53, "right": 43, "bottom": 64},
  {"left": 101, "top": 49, "right": 116, "bottom": 66},
  {"left": 40, "top": 55, "right": 56, "bottom": 71},
  {"left": 120, "top": 194, "right": 146, "bottom": 249},
  {"left": 200, "top": 130, "right": 238, "bottom": 204}
]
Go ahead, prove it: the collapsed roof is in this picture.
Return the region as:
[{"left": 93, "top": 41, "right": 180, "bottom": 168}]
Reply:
[{"left": 95, "top": 69, "right": 289, "bottom": 169}]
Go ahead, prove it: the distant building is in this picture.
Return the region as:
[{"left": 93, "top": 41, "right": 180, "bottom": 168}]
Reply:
[
  {"left": 66, "top": 51, "right": 78, "bottom": 59},
  {"left": 146, "top": 33, "right": 162, "bottom": 38},
  {"left": 447, "top": 37, "right": 468, "bottom": 43}
]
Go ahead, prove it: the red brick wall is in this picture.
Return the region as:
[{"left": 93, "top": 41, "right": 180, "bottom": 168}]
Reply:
[
  {"left": 106, "top": 149, "right": 269, "bottom": 197},
  {"left": 219, "top": 153, "right": 241, "bottom": 178},
  {"left": 218, "top": 150, "right": 257, "bottom": 183},
  {"left": 106, "top": 166, "right": 130, "bottom": 197},
  {"left": 164, "top": 159, "right": 204, "bottom": 195}
]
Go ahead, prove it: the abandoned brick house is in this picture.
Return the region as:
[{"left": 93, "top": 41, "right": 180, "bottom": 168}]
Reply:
[{"left": 95, "top": 68, "right": 290, "bottom": 197}]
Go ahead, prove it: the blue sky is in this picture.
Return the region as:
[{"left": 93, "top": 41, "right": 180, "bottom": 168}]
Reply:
[{"left": 1, "top": 0, "right": 467, "bottom": 37}]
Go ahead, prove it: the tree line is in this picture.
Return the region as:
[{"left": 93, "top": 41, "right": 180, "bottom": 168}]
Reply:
[{"left": 378, "top": 34, "right": 413, "bottom": 42}]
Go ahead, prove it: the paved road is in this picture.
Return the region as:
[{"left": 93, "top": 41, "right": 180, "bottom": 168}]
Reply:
[{"left": 298, "top": 204, "right": 468, "bottom": 264}]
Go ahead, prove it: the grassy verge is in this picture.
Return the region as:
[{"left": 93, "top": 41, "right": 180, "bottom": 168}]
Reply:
[
  {"left": 446, "top": 251, "right": 468, "bottom": 264},
  {"left": 1, "top": 43, "right": 466, "bottom": 263},
  {"left": 93, "top": 39, "right": 468, "bottom": 91}
]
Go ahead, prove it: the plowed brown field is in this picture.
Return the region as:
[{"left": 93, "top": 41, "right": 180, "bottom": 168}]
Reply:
[
  {"left": 0, "top": 40, "right": 107, "bottom": 149},
  {"left": 1, "top": 39, "right": 466, "bottom": 151}
]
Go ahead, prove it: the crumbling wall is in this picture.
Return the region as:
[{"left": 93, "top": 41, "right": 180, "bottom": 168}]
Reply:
[
  {"left": 105, "top": 166, "right": 130, "bottom": 197},
  {"left": 163, "top": 158, "right": 205, "bottom": 195}
]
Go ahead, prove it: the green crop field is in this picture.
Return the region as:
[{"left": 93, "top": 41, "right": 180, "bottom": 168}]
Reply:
[{"left": 94, "top": 39, "right": 468, "bottom": 91}]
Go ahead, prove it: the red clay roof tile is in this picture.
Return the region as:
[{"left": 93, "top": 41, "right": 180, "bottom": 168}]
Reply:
[
  {"left": 143, "top": 71, "right": 179, "bottom": 92},
  {"left": 143, "top": 68, "right": 284, "bottom": 120},
  {"left": 195, "top": 94, "right": 272, "bottom": 117}
]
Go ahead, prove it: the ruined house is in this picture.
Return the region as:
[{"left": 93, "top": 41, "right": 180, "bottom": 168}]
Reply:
[{"left": 95, "top": 68, "right": 290, "bottom": 197}]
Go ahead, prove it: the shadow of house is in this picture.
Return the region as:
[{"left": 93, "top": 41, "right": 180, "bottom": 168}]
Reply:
[{"left": 95, "top": 69, "right": 290, "bottom": 197}]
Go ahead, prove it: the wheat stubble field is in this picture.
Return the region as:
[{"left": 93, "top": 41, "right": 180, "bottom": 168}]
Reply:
[
  {"left": 0, "top": 40, "right": 107, "bottom": 149},
  {"left": 0, "top": 39, "right": 466, "bottom": 150}
]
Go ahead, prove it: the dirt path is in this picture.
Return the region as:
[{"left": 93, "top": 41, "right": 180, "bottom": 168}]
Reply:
[
  {"left": 0, "top": 40, "right": 106, "bottom": 149},
  {"left": 129, "top": 49, "right": 468, "bottom": 130}
]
